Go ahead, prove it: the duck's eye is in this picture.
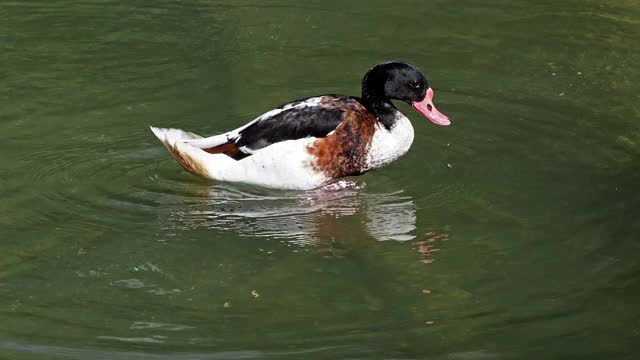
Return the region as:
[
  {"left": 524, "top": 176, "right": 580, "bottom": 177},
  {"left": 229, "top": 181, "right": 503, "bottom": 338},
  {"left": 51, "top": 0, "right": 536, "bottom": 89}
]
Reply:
[{"left": 409, "top": 81, "right": 420, "bottom": 89}]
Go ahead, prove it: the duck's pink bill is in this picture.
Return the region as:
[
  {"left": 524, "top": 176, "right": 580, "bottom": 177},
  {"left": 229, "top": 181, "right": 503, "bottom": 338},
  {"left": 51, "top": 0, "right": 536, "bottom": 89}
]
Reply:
[{"left": 412, "top": 87, "right": 451, "bottom": 126}]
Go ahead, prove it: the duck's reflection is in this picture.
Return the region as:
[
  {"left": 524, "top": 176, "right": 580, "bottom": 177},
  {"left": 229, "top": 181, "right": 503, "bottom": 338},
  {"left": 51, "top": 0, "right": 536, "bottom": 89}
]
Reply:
[
  {"left": 416, "top": 230, "right": 449, "bottom": 265},
  {"left": 167, "top": 183, "right": 417, "bottom": 245}
]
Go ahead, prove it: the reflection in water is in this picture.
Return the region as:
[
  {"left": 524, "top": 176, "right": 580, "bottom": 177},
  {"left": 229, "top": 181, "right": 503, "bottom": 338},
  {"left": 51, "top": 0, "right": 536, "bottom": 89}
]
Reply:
[
  {"left": 163, "top": 183, "right": 417, "bottom": 245},
  {"left": 416, "top": 230, "right": 449, "bottom": 265}
]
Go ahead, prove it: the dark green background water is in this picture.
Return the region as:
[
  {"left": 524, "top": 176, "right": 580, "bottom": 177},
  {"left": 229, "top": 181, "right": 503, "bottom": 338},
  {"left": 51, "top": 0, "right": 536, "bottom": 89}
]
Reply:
[{"left": 2, "top": 0, "right": 639, "bottom": 359}]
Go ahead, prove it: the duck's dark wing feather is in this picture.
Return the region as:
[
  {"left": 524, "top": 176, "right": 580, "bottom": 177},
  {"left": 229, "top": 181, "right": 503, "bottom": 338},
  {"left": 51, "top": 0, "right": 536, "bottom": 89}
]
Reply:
[{"left": 201, "top": 95, "right": 368, "bottom": 160}]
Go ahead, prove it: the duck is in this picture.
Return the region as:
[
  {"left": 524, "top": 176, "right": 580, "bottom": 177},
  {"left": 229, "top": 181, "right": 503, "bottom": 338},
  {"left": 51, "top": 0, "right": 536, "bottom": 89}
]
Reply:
[{"left": 150, "top": 61, "right": 451, "bottom": 190}]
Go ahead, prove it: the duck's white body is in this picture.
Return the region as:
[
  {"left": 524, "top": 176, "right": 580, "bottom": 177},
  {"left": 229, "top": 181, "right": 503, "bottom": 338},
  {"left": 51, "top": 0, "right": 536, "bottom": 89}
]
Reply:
[
  {"left": 150, "top": 112, "right": 414, "bottom": 190},
  {"left": 364, "top": 115, "right": 415, "bottom": 171},
  {"left": 150, "top": 62, "right": 450, "bottom": 190},
  {"left": 151, "top": 127, "right": 325, "bottom": 189}
]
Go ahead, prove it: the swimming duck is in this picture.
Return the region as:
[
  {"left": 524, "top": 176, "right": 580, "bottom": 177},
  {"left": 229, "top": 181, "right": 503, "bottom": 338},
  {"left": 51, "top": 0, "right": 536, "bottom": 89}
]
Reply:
[{"left": 150, "top": 61, "right": 451, "bottom": 190}]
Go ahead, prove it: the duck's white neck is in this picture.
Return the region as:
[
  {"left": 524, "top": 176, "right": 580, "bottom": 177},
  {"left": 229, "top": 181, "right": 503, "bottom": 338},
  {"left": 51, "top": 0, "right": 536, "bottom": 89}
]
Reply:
[{"left": 365, "top": 111, "right": 415, "bottom": 171}]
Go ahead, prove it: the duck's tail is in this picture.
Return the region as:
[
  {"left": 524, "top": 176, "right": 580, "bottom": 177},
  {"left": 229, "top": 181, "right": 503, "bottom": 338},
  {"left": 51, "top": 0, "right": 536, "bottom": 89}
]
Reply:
[{"left": 150, "top": 126, "right": 225, "bottom": 179}]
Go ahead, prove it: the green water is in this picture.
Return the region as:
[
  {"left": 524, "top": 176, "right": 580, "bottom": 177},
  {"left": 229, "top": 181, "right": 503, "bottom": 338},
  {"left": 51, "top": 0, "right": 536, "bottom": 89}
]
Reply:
[{"left": 2, "top": 0, "right": 640, "bottom": 358}]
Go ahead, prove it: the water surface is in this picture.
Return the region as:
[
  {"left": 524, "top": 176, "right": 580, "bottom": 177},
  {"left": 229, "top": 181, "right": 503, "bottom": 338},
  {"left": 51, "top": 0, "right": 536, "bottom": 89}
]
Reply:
[{"left": 2, "top": 0, "right": 640, "bottom": 358}]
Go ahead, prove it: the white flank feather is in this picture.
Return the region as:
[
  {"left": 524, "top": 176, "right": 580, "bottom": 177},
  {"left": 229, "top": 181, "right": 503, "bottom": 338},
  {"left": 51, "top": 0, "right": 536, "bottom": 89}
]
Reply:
[{"left": 150, "top": 126, "right": 328, "bottom": 190}]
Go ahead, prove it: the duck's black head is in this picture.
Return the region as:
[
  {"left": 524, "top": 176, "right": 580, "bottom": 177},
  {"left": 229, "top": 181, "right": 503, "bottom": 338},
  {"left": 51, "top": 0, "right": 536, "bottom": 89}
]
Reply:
[{"left": 362, "top": 61, "right": 450, "bottom": 128}]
